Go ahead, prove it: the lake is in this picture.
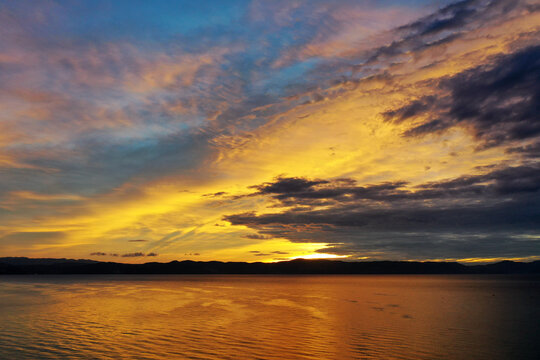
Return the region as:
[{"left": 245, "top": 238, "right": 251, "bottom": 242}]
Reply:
[{"left": 0, "top": 275, "right": 539, "bottom": 359}]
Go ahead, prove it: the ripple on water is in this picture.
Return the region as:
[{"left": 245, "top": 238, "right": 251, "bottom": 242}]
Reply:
[{"left": 0, "top": 275, "right": 539, "bottom": 359}]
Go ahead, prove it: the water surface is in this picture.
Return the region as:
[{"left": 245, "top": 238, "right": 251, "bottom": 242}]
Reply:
[{"left": 0, "top": 275, "right": 539, "bottom": 359}]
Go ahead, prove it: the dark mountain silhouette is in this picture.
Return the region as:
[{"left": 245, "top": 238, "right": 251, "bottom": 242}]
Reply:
[{"left": 0, "top": 257, "right": 539, "bottom": 275}]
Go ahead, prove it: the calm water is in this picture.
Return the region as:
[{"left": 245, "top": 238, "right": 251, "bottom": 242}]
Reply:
[{"left": 0, "top": 275, "right": 539, "bottom": 359}]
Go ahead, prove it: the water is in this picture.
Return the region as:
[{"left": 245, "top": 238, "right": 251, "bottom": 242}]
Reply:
[{"left": 0, "top": 275, "right": 538, "bottom": 359}]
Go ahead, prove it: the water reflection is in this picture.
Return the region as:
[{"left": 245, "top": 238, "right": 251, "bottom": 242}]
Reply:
[{"left": 0, "top": 275, "right": 539, "bottom": 359}]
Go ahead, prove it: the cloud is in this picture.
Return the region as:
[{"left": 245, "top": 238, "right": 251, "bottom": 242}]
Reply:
[
  {"left": 116, "top": 252, "right": 158, "bottom": 258},
  {"left": 127, "top": 239, "right": 148, "bottom": 242},
  {"left": 244, "top": 234, "right": 271, "bottom": 239},
  {"left": 384, "top": 45, "right": 540, "bottom": 149},
  {"left": 383, "top": 96, "right": 437, "bottom": 124},
  {"left": 366, "top": 0, "right": 523, "bottom": 65},
  {"left": 224, "top": 165, "right": 540, "bottom": 259},
  {"left": 0, "top": 128, "right": 214, "bottom": 200},
  {"left": 90, "top": 252, "right": 159, "bottom": 258},
  {"left": 203, "top": 191, "right": 228, "bottom": 197},
  {"left": 507, "top": 141, "right": 540, "bottom": 158},
  {"left": 121, "top": 252, "right": 145, "bottom": 257},
  {"left": 250, "top": 177, "right": 329, "bottom": 196},
  {"left": 264, "top": 0, "right": 425, "bottom": 68},
  {"left": 248, "top": 250, "right": 289, "bottom": 256}
]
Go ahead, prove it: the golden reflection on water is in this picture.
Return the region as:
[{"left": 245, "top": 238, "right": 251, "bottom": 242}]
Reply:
[{"left": 0, "top": 275, "right": 539, "bottom": 359}]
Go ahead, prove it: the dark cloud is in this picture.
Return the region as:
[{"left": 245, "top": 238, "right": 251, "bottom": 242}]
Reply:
[
  {"left": 121, "top": 252, "right": 145, "bottom": 257},
  {"left": 315, "top": 231, "right": 540, "bottom": 260},
  {"left": 250, "top": 177, "right": 329, "bottom": 196},
  {"left": 366, "top": 0, "right": 521, "bottom": 66},
  {"left": 228, "top": 199, "right": 540, "bottom": 232},
  {"left": 114, "top": 252, "right": 158, "bottom": 257},
  {"left": 420, "top": 7, "right": 476, "bottom": 35},
  {"left": 235, "top": 169, "right": 540, "bottom": 206},
  {"left": 203, "top": 191, "right": 228, "bottom": 197},
  {"left": 90, "top": 252, "right": 130, "bottom": 257},
  {"left": 507, "top": 141, "right": 540, "bottom": 158},
  {"left": 293, "top": 0, "right": 535, "bottom": 121},
  {"left": 418, "top": 165, "right": 540, "bottom": 195},
  {"left": 248, "top": 250, "right": 289, "bottom": 256},
  {"left": 385, "top": 45, "right": 540, "bottom": 149},
  {"left": 224, "top": 166, "right": 540, "bottom": 259},
  {"left": 128, "top": 239, "right": 148, "bottom": 242},
  {"left": 246, "top": 176, "right": 407, "bottom": 204},
  {"left": 382, "top": 96, "right": 436, "bottom": 123},
  {"left": 403, "top": 119, "right": 450, "bottom": 137},
  {"left": 244, "top": 234, "right": 271, "bottom": 239}
]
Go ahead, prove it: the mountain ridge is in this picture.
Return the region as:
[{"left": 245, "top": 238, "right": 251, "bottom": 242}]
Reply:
[{"left": 1, "top": 257, "right": 539, "bottom": 274}]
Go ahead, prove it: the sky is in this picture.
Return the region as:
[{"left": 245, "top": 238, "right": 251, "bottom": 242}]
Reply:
[{"left": 0, "top": 0, "right": 539, "bottom": 263}]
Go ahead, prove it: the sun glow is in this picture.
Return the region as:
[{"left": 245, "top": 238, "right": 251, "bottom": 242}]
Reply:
[{"left": 284, "top": 253, "right": 350, "bottom": 261}]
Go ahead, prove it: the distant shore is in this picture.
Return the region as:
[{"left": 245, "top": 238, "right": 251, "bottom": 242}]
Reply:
[{"left": 1, "top": 257, "right": 539, "bottom": 275}]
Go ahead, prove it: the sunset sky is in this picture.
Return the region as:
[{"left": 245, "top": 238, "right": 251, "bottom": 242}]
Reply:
[{"left": 1, "top": 0, "right": 539, "bottom": 263}]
